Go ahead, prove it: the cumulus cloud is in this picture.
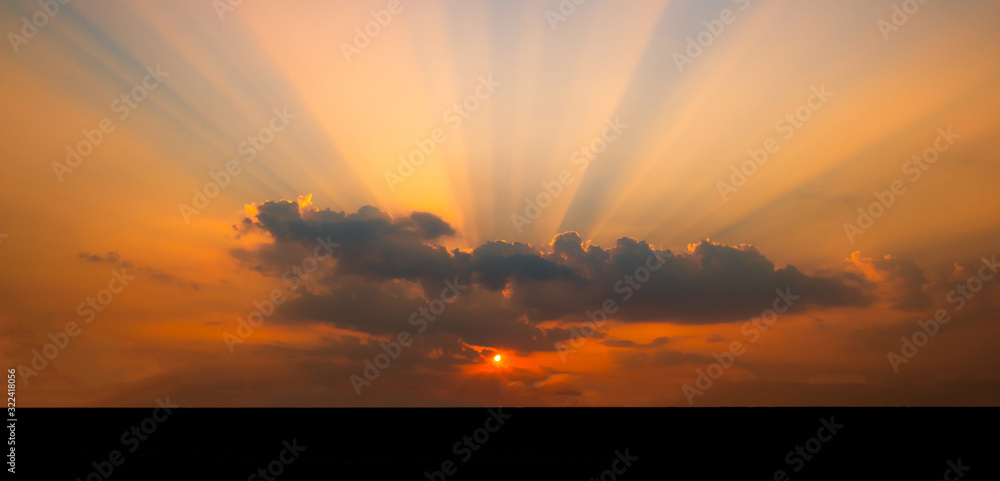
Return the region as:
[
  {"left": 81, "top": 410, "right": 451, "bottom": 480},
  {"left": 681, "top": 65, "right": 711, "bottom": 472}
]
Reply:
[
  {"left": 227, "top": 201, "right": 885, "bottom": 365},
  {"left": 848, "top": 252, "right": 931, "bottom": 310}
]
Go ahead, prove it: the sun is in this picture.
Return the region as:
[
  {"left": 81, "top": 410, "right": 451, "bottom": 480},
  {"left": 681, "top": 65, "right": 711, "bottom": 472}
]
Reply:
[{"left": 493, "top": 354, "right": 502, "bottom": 362}]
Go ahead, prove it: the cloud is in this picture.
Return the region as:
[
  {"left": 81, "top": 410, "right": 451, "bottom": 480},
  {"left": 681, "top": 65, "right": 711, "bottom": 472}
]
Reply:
[
  {"left": 848, "top": 252, "right": 931, "bottom": 310},
  {"left": 609, "top": 348, "right": 712, "bottom": 368},
  {"left": 233, "top": 201, "right": 882, "bottom": 360},
  {"left": 76, "top": 250, "right": 199, "bottom": 290},
  {"left": 236, "top": 202, "right": 459, "bottom": 289},
  {"left": 601, "top": 336, "right": 671, "bottom": 348},
  {"left": 77, "top": 251, "right": 121, "bottom": 263},
  {"left": 651, "top": 349, "right": 715, "bottom": 367},
  {"left": 275, "top": 276, "right": 590, "bottom": 354}
]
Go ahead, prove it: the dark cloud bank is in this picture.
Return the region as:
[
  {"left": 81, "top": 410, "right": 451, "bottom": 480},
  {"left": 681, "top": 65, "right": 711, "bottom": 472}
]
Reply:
[{"left": 229, "top": 201, "right": 890, "bottom": 355}]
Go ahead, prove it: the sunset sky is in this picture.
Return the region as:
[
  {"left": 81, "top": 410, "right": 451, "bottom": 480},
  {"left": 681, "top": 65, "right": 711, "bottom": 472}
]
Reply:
[{"left": 2, "top": 0, "right": 999, "bottom": 406}]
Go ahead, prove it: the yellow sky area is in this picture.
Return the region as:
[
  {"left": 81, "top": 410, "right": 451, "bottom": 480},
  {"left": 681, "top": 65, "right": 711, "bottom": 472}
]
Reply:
[
  {"left": 228, "top": 1, "right": 464, "bottom": 215},
  {"left": 227, "top": 0, "right": 675, "bottom": 246},
  {"left": 562, "top": 2, "right": 1000, "bottom": 267},
  {"left": 504, "top": 1, "right": 672, "bottom": 235}
]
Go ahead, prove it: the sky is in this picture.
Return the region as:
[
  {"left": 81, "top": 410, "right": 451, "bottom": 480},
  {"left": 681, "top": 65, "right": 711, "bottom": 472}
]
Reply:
[{"left": 1, "top": 0, "right": 999, "bottom": 406}]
